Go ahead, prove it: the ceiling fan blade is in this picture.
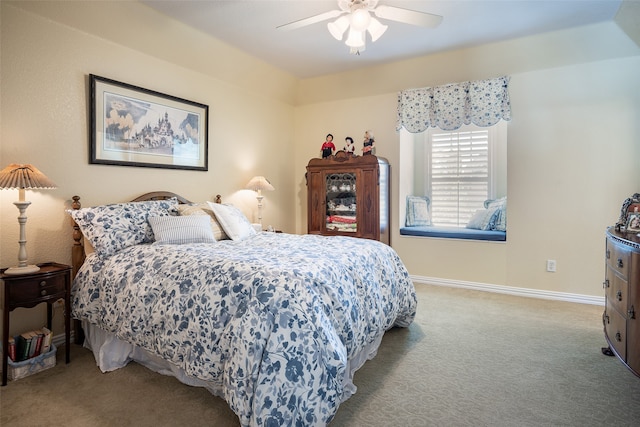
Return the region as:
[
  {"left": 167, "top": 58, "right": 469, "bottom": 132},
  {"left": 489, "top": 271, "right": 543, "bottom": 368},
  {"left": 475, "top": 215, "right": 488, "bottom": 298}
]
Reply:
[
  {"left": 374, "top": 5, "right": 443, "bottom": 28},
  {"left": 277, "top": 10, "right": 344, "bottom": 31}
]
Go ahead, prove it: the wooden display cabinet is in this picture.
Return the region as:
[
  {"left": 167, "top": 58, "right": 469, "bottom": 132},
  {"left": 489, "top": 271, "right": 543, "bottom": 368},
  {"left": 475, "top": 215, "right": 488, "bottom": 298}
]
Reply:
[{"left": 306, "top": 152, "right": 389, "bottom": 244}]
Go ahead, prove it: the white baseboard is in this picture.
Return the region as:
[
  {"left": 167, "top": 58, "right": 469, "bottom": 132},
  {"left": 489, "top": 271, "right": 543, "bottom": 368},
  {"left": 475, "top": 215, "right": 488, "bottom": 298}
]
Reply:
[
  {"left": 411, "top": 275, "right": 605, "bottom": 306},
  {"left": 52, "top": 330, "right": 76, "bottom": 347}
]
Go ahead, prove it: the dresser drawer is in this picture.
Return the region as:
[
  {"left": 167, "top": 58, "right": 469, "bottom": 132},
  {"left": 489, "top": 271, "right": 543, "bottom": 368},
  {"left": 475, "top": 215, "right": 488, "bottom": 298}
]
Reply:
[
  {"left": 6, "top": 273, "right": 66, "bottom": 305},
  {"left": 604, "top": 302, "right": 627, "bottom": 360},
  {"left": 604, "top": 267, "right": 628, "bottom": 315},
  {"left": 606, "top": 237, "right": 630, "bottom": 279}
]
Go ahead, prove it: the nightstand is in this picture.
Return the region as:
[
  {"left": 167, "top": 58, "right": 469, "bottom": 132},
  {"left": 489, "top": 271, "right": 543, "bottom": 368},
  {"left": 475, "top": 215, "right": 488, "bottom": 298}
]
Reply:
[{"left": 1, "top": 262, "right": 71, "bottom": 386}]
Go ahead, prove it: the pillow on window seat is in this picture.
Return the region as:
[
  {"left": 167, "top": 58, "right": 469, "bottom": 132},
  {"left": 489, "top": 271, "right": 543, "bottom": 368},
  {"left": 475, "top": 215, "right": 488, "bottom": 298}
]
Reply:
[
  {"left": 405, "top": 195, "right": 431, "bottom": 226},
  {"left": 485, "top": 197, "right": 507, "bottom": 231},
  {"left": 466, "top": 207, "right": 500, "bottom": 230}
]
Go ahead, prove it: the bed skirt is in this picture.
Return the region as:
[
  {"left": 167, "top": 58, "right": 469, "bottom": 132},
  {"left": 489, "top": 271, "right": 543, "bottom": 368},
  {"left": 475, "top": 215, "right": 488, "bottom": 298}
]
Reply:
[{"left": 82, "top": 321, "right": 384, "bottom": 407}]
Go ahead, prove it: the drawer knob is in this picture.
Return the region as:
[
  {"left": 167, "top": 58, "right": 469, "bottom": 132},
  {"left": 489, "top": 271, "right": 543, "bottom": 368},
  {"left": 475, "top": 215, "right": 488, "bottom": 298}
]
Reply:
[
  {"left": 40, "top": 280, "right": 47, "bottom": 287},
  {"left": 617, "top": 290, "right": 623, "bottom": 301},
  {"left": 629, "top": 306, "right": 636, "bottom": 320},
  {"left": 616, "top": 332, "right": 622, "bottom": 342},
  {"left": 40, "top": 289, "right": 47, "bottom": 296},
  {"left": 617, "top": 258, "right": 624, "bottom": 268}
]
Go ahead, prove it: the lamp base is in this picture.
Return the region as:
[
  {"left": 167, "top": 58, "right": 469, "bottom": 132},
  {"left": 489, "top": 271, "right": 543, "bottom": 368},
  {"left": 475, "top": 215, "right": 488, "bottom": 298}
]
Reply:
[{"left": 3, "top": 265, "right": 40, "bottom": 275}]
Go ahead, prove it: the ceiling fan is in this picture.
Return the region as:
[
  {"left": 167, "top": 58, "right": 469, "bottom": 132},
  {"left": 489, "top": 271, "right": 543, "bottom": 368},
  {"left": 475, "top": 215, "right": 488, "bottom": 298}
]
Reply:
[{"left": 277, "top": 0, "right": 443, "bottom": 55}]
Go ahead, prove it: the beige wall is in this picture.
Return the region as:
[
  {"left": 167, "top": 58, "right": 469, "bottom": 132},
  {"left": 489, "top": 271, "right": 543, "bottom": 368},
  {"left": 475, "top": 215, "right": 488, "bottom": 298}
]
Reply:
[
  {"left": 292, "top": 23, "right": 640, "bottom": 297},
  {"left": 2, "top": 1, "right": 640, "bottom": 338},
  {"left": 1, "top": 2, "right": 296, "bottom": 336}
]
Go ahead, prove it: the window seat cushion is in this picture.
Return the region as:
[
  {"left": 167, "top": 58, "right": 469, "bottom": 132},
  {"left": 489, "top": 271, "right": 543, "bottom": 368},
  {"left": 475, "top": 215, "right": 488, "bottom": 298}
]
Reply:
[{"left": 400, "top": 226, "right": 506, "bottom": 241}]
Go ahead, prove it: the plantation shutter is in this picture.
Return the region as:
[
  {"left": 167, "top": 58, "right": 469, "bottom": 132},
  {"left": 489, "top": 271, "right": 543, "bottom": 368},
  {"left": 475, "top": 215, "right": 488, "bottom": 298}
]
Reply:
[{"left": 430, "top": 129, "right": 489, "bottom": 227}]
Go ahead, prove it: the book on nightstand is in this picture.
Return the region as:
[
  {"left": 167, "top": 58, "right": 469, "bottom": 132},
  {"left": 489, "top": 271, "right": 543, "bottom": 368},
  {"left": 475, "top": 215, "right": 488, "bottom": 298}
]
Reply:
[
  {"left": 7, "top": 337, "right": 17, "bottom": 362},
  {"left": 40, "top": 327, "right": 52, "bottom": 354},
  {"left": 16, "top": 332, "right": 33, "bottom": 362}
]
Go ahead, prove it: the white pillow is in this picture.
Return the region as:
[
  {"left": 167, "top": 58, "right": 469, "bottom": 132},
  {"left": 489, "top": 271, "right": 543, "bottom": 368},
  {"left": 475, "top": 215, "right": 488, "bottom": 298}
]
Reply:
[
  {"left": 207, "top": 202, "right": 256, "bottom": 241},
  {"left": 148, "top": 215, "right": 216, "bottom": 245},
  {"left": 176, "top": 202, "right": 229, "bottom": 240}
]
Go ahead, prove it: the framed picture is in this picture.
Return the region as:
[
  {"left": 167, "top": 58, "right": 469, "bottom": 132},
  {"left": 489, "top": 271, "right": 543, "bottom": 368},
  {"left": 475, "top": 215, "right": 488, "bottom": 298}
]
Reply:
[
  {"left": 90, "top": 74, "right": 208, "bottom": 171},
  {"left": 616, "top": 193, "right": 640, "bottom": 232},
  {"left": 626, "top": 213, "right": 640, "bottom": 232}
]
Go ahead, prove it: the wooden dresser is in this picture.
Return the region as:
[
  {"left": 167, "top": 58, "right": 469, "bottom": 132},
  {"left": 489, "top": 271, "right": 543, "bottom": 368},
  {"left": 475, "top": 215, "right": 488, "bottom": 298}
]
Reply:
[
  {"left": 306, "top": 152, "right": 390, "bottom": 244},
  {"left": 603, "top": 227, "right": 640, "bottom": 377}
]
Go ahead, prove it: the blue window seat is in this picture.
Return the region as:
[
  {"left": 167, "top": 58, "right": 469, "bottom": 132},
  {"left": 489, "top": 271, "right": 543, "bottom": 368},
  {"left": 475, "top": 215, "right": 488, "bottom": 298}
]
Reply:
[{"left": 400, "top": 226, "right": 506, "bottom": 242}]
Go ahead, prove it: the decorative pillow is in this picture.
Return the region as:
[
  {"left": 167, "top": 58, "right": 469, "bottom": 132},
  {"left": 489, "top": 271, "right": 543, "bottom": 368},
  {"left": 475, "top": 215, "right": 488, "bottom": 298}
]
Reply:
[
  {"left": 148, "top": 215, "right": 215, "bottom": 245},
  {"left": 466, "top": 207, "right": 500, "bottom": 230},
  {"left": 176, "top": 203, "right": 229, "bottom": 240},
  {"left": 68, "top": 199, "right": 179, "bottom": 257},
  {"left": 405, "top": 195, "right": 431, "bottom": 227},
  {"left": 207, "top": 202, "right": 256, "bottom": 241},
  {"left": 484, "top": 197, "right": 507, "bottom": 231}
]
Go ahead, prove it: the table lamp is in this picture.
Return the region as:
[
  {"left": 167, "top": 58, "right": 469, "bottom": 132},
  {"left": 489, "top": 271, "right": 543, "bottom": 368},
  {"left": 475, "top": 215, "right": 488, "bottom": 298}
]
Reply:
[
  {"left": 0, "top": 164, "right": 57, "bottom": 275},
  {"left": 245, "top": 176, "right": 275, "bottom": 228}
]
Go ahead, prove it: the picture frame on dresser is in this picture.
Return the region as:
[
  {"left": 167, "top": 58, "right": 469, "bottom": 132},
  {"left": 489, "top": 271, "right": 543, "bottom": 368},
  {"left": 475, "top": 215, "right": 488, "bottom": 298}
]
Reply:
[
  {"left": 626, "top": 213, "right": 640, "bottom": 232},
  {"left": 90, "top": 74, "right": 209, "bottom": 171},
  {"left": 616, "top": 193, "right": 640, "bottom": 232}
]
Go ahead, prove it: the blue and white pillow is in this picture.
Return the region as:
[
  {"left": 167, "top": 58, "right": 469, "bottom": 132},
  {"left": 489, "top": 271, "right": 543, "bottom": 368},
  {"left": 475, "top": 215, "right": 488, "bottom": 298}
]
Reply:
[
  {"left": 484, "top": 197, "right": 507, "bottom": 231},
  {"left": 148, "top": 215, "right": 216, "bottom": 245},
  {"left": 207, "top": 202, "right": 256, "bottom": 241},
  {"left": 466, "top": 207, "right": 500, "bottom": 230},
  {"left": 68, "top": 198, "right": 178, "bottom": 257},
  {"left": 405, "top": 195, "right": 431, "bottom": 227}
]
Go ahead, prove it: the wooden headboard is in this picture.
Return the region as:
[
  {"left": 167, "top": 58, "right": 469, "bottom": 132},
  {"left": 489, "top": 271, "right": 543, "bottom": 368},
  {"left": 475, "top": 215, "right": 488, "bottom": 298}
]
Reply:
[{"left": 70, "top": 191, "right": 221, "bottom": 278}]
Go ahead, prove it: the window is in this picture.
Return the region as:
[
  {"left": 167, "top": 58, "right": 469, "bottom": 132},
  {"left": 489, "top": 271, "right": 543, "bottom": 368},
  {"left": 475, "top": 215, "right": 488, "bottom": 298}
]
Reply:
[{"left": 399, "top": 121, "right": 507, "bottom": 229}]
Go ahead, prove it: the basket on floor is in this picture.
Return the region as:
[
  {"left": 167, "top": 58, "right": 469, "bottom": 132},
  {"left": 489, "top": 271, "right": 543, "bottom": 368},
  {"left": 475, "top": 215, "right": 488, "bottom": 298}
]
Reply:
[{"left": 6, "top": 343, "right": 57, "bottom": 381}]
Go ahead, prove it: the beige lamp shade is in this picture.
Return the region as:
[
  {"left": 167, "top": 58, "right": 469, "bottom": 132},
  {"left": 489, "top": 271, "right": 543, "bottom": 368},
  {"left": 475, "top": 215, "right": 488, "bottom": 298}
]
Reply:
[
  {"left": 245, "top": 176, "right": 275, "bottom": 194},
  {"left": 0, "top": 163, "right": 56, "bottom": 275},
  {"left": 0, "top": 164, "right": 57, "bottom": 200}
]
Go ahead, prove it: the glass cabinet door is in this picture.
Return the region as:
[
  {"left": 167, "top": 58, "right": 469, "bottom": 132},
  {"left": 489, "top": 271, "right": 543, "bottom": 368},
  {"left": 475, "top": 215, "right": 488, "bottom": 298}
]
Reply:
[{"left": 325, "top": 172, "right": 357, "bottom": 233}]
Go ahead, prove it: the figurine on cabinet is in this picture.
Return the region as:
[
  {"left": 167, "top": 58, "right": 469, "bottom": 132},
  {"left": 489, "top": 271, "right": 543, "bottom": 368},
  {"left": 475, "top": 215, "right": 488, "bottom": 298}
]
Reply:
[
  {"left": 343, "top": 136, "right": 356, "bottom": 155},
  {"left": 320, "top": 134, "right": 336, "bottom": 158},
  {"left": 362, "top": 130, "right": 375, "bottom": 155}
]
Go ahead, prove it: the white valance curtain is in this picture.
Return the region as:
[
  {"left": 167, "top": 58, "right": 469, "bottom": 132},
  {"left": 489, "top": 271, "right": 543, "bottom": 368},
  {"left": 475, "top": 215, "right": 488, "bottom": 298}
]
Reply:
[{"left": 396, "top": 76, "right": 511, "bottom": 132}]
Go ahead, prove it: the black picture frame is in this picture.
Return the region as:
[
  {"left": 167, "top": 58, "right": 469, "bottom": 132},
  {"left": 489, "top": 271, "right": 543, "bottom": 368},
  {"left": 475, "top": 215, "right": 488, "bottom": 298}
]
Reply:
[{"left": 90, "top": 74, "right": 208, "bottom": 171}]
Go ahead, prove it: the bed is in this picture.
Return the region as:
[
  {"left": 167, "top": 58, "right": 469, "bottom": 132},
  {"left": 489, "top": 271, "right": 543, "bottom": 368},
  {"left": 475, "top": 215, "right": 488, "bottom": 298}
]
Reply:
[{"left": 68, "top": 191, "right": 417, "bottom": 426}]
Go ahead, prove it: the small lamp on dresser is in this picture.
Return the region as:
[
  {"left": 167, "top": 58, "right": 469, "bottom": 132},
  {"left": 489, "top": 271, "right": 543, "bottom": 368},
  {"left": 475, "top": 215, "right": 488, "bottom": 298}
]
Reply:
[
  {"left": 0, "top": 163, "right": 57, "bottom": 275},
  {"left": 245, "top": 175, "right": 275, "bottom": 229}
]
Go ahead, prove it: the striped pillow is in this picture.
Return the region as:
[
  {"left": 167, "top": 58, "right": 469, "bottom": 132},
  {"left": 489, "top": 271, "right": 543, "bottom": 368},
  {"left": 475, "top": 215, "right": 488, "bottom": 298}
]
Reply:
[{"left": 148, "top": 215, "right": 216, "bottom": 245}]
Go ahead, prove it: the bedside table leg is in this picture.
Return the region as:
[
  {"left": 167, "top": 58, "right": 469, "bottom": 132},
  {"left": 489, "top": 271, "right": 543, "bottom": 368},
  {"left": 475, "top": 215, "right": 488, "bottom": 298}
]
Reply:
[{"left": 2, "top": 300, "right": 9, "bottom": 386}]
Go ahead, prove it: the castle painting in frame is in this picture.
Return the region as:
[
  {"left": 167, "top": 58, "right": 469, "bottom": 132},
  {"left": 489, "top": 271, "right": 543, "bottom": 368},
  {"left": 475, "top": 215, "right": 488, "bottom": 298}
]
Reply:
[{"left": 90, "top": 74, "right": 208, "bottom": 171}]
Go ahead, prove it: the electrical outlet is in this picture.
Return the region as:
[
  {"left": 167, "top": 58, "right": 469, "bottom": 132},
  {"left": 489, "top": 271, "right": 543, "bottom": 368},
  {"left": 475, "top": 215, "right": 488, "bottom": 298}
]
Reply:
[{"left": 546, "top": 259, "right": 557, "bottom": 272}]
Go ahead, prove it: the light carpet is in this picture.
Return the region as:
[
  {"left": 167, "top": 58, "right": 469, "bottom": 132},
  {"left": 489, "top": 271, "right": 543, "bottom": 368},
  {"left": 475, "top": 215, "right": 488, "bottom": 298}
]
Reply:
[{"left": 2, "top": 283, "right": 640, "bottom": 426}]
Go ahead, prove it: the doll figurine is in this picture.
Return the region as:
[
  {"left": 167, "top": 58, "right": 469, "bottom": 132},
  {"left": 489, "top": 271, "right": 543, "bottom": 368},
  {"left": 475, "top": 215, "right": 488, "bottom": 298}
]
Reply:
[
  {"left": 320, "top": 133, "right": 336, "bottom": 158},
  {"left": 362, "top": 130, "right": 375, "bottom": 155},
  {"left": 343, "top": 136, "right": 355, "bottom": 155}
]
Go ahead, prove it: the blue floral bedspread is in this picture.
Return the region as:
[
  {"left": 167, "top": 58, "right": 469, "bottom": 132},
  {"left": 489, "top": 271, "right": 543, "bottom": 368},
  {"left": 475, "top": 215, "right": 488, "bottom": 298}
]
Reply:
[{"left": 72, "top": 232, "right": 417, "bottom": 426}]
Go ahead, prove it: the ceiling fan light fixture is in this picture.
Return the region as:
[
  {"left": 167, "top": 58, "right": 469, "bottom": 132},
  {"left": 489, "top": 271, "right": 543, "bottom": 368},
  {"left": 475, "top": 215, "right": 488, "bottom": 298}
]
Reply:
[
  {"left": 328, "top": 15, "right": 350, "bottom": 40},
  {"left": 345, "top": 28, "right": 365, "bottom": 48},
  {"left": 367, "top": 17, "right": 388, "bottom": 42},
  {"left": 350, "top": 8, "right": 371, "bottom": 32}
]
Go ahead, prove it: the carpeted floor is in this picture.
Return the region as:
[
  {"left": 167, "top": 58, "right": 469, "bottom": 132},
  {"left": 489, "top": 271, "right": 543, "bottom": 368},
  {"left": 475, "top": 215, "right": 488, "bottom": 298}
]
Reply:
[{"left": 2, "top": 283, "right": 640, "bottom": 426}]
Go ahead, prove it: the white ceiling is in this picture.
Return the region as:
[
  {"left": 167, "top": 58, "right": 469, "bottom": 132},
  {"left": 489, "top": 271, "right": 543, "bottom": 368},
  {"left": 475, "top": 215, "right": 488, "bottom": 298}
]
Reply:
[{"left": 141, "top": 0, "right": 623, "bottom": 78}]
